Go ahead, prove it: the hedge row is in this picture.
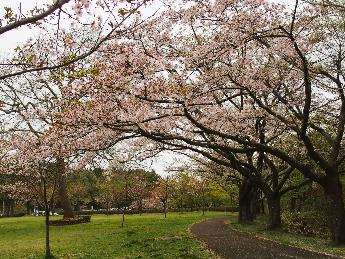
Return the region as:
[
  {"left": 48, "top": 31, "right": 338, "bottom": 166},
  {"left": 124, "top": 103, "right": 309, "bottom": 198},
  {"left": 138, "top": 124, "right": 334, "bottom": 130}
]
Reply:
[{"left": 76, "top": 206, "right": 238, "bottom": 215}]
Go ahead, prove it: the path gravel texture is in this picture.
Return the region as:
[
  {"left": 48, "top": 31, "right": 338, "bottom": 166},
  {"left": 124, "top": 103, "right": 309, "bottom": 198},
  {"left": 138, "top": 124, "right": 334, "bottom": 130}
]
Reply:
[{"left": 190, "top": 217, "right": 342, "bottom": 259}]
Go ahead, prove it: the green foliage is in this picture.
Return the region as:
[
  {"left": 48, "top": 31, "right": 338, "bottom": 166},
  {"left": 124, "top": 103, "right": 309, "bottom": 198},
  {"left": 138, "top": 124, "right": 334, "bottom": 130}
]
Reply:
[
  {"left": 204, "top": 184, "right": 231, "bottom": 207},
  {"left": 169, "top": 171, "right": 232, "bottom": 211}
]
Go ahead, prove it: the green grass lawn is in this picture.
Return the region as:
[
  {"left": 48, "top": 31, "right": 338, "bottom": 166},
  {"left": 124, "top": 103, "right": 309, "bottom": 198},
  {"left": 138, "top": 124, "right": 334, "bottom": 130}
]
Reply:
[
  {"left": 228, "top": 215, "right": 345, "bottom": 258},
  {"left": 0, "top": 211, "right": 227, "bottom": 259}
]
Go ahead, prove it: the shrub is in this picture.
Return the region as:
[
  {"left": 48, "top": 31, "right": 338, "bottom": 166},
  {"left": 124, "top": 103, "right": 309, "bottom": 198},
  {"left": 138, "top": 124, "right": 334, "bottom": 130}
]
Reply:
[{"left": 282, "top": 211, "right": 329, "bottom": 238}]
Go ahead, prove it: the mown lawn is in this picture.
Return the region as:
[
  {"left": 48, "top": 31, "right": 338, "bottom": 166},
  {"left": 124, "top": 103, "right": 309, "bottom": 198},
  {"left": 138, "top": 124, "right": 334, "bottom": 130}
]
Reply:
[
  {"left": 0, "top": 211, "right": 227, "bottom": 259},
  {"left": 228, "top": 215, "right": 345, "bottom": 258}
]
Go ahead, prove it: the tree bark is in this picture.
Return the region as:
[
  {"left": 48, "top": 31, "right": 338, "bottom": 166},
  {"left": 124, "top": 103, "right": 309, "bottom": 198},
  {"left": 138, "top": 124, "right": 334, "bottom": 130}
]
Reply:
[
  {"left": 121, "top": 209, "right": 125, "bottom": 228},
  {"left": 44, "top": 205, "right": 51, "bottom": 258},
  {"left": 57, "top": 158, "right": 75, "bottom": 219},
  {"left": 26, "top": 200, "right": 33, "bottom": 215},
  {"left": 1, "top": 198, "right": 4, "bottom": 216},
  {"left": 43, "top": 178, "right": 51, "bottom": 259},
  {"left": 324, "top": 176, "right": 345, "bottom": 244},
  {"left": 3, "top": 198, "right": 10, "bottom": 217},
  {"left": 238, "top": 178, "right": 259, "bottom": 223},
  {"left": 9, "top": 199, "right": 14, "bottom": 216},
  {"left": 267, "top": 194, "right": 281, "bottom": 229},
  {"left": 180, "top": 197, "right": 184, "bottom": 214},
  {"left": 163, "top": 201, "right": 167, "bottom": 218},
  {"left": 139, "top": 199, "right": 142, "bottom": 216}
]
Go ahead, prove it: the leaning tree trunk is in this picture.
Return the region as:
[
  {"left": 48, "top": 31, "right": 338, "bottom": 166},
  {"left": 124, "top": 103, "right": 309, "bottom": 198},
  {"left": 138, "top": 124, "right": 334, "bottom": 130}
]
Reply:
[
  {"left": 57, "top": 158, "right": 75, "bottom": 219},
  {"left": 267, "top": 193, "right": 281, "bottom": 229},
  {"left": 324, "top": 175, "right": 345, "bottom": 244}
]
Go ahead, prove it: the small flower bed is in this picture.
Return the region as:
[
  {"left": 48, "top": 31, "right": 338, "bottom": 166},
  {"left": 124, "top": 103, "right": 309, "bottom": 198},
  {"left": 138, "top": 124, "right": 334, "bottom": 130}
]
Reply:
[{"left": 49, "top": 215, "right": 91, "bottom": 226}]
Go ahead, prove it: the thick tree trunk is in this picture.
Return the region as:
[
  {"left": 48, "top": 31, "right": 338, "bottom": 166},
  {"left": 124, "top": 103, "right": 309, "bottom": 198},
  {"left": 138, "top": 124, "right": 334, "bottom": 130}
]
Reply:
[
  {"left": 324, "top": 176, "right": 345, "bottom": 244},
  {"left": 238, "top": 178, "right": 259, "bottom": 223},
  {"left": 57, "top": 158, "right": 75, "bottom": 219},
  {"left": 267, "top": 194, "right": 281, "bottom": 229}
]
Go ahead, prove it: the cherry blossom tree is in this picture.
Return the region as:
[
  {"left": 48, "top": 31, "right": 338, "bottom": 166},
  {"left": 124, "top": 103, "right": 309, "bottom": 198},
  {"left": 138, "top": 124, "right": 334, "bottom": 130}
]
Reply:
[
  {"left": 0, "top": 133, "right": 60, "bottom": 258},
  {"left": 0, "top": 0, "right": 151, "bottom": 80},
  {"left": 56, "top": 0, "right": 345, "bottom": 243}
]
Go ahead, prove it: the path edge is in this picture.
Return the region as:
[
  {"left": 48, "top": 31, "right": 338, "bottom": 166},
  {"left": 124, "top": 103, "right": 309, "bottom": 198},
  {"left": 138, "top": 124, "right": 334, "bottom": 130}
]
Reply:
[
  {"left": 225, "top": 219, "right": 343, "bottom": 259},
  {"left": 188, "top": 217, "right": 225, "bottom": 259}
]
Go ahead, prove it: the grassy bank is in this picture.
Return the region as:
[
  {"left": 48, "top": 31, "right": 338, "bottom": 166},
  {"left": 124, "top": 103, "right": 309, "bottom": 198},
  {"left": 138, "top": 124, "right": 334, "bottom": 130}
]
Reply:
[
  {"left": 0, "top": 211, "right": 227, "bottom": 259},
  {"left": 228, "top": 215, "right": 345, "bottom": 258}
]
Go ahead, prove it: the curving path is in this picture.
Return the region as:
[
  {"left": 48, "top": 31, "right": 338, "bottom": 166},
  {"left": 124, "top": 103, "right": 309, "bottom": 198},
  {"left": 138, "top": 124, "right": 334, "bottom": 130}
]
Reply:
[{"left": 190, "top": 217, "right": 342, "bottom": 259}]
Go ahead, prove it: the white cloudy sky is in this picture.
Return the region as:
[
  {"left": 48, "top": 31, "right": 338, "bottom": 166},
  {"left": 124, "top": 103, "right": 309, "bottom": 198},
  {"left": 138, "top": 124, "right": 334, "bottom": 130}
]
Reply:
[
  {"left": 0, "top": 0, "right": 295, "bottom": 53},
  {"left": 0, "top": 0, "right": 295, "bottom": 175}
]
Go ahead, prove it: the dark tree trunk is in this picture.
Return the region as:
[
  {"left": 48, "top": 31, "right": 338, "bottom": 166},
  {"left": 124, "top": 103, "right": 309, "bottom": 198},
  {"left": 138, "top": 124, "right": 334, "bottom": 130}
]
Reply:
[
  {"left": 3, "top": 198, "right": 10, "bottom": 217},
  {"left": 324, "top": 176, "right": 345, "bottom": 244},
  {"left": 121, "top": 209, "right": 125, "bottom": 228},
  {"left": 163, "top": 201, "right": 167, "bottom": 218},
  {"left": 106, "top": 201, "right": 110, "bottom": 216},
  {"left": 252, "top": 190, "right": 261, "bottom": 216},
  {"left": 1, "top": 198, "right": 4, "bottom": 216},
  {"left": 139, "top": 199, "right": 142, "bottom": 216},
  {"left": 43, "top": 179, "right": 51, "bottom": 259},
  {"left": 26, "top": 200, "right": 33, "bottom": 215},
  {"left": 267, "top": 194, "right": 281, "bottom": 229},
  {"left": 44, "top": 205, "right": 51, "bottom": 258},
  {"left": 57, "top": 158, "right": 74, "bottom": 219},
  {"left": 180, "top": 198, "right": 184, "bottom": 214},
  {"left": 9, "top": 199, "right": 14, "bottom": 216},
  {"left": 260, "top": 197, "right": 265, "bottom": 215},
  {"left": 238, "top": 178, "right": 259, "bottom": 223}
]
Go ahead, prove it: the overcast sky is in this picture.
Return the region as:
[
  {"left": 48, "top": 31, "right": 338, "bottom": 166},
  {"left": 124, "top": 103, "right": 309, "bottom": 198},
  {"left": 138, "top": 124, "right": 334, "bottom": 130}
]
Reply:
[{"left": 0, "top": 0, "right": 294, "bottom": 53}]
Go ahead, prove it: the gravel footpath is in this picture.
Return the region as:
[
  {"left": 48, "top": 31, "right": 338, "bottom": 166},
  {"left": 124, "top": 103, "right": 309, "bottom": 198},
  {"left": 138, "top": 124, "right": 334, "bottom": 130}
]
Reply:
[{"left": 190, "top": 217, "right": 342, "bottom": 259}]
